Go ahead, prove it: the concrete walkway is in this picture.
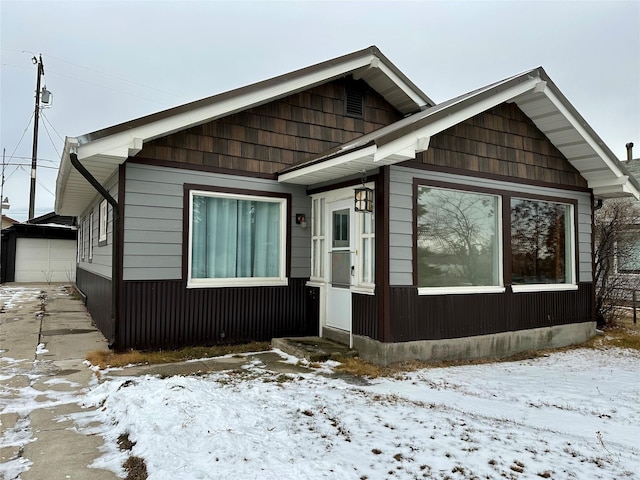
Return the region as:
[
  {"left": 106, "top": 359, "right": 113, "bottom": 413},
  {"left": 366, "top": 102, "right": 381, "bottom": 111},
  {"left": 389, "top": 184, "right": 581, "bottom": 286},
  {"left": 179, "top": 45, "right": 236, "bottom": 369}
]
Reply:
[{"left": 1, "top": 283, "right": 116, "bottom": 480}]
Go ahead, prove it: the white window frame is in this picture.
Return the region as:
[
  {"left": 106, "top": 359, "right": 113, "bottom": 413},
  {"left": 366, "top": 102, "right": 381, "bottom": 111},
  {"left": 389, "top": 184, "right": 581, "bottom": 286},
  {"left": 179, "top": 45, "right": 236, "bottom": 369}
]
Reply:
[
  {"left": 353, "top": 209, "right": 375, "bottom": 294},
  {"left": 88, "top": 212, "right": 94, "bottom": 261},
  {"left": 187, "top": 189, "right": 288, "bottom": 288},
  {"left": 310, "top": 196, "right": 326, "bottom": 281},
  {"left": 510, "top": 198, "right": 577, "bottom": 293},
  {"left": 77, "top": 217, "right": 83, "bottom": 263},
  {"left": 99, "top": 200, "right": 108, "bottom": 243},
  {"left": 417, "top": 186, "right": 504, "bottom": 296}
]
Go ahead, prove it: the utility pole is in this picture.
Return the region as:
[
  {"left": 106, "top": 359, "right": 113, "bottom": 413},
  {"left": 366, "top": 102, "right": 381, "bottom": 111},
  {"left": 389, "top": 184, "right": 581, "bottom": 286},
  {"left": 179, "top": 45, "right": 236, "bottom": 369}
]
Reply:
[{"left": 28, "top": 54, "right": 44, "bottom": 221}]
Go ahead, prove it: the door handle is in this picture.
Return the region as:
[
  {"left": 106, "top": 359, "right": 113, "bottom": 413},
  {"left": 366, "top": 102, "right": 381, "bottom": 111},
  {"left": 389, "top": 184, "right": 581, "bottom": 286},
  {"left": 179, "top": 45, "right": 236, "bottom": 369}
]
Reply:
[{"left": 351, "top": 265, "right": 355, "bottom": 276}]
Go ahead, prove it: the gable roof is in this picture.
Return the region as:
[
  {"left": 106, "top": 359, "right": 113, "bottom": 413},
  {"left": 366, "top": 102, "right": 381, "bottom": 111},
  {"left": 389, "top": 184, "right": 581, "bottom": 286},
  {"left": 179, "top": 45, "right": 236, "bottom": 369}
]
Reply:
[
  {"left": 55, "top": 46, "right": 433, "bottom": 216},
  {"left": 279, "top": 67, "right": 640, "bottom": 200}
]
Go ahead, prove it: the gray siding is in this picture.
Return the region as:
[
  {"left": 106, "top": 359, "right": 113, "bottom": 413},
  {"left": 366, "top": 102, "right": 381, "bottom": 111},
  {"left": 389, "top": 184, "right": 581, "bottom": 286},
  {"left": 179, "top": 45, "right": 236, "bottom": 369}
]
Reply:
[
  {"left": 123, "top": 163, "right": 311, "bottom": 281},
  {"left": 389, "top": 165, "right": 593, "bottom": 286},
  {"left": 77, "top": 174, "right": 118, "bottom": 280}
]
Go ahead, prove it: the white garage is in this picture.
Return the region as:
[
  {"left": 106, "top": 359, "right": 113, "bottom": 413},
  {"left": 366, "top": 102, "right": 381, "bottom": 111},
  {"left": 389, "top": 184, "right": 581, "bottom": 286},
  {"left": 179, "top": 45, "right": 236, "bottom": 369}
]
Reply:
[{"left": 15, "top": 238, "right": 77, "bottom": 283}]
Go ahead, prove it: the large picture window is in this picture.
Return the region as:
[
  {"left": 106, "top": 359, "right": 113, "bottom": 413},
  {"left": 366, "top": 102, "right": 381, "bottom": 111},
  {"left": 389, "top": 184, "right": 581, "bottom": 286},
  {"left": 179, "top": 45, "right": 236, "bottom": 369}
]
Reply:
[
  {"left": 416, "top": 182, "right": 577, "bottom": 295},
  {"left": 511, "top": 198, "right": 573, "bottom": 286},
  {"left": 188, "top": 190, "right": 287, "bottom": 288},
  {"left": 417, "top": 186, "right": 501, "bottom": 291}
]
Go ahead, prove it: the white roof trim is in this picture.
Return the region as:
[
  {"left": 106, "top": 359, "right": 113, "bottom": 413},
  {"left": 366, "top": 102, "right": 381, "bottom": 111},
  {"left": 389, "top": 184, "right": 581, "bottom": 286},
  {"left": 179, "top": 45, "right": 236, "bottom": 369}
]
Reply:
[{"left": 56, "top": 48, "right": 431, "bottom": 216}]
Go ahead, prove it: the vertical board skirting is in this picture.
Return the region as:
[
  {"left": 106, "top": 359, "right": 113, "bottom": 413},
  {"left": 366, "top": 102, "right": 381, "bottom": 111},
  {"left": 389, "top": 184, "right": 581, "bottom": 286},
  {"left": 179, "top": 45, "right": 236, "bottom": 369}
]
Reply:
[
  {"left": 120, "top": 278, "right": 317, "bottom": 349},
  {"left": 389, "top": 283, "right": 593, "bottom": 342},
  {"left": 353, "top": 293, "right": 378, "bottom": 339},
  {"left": 76, "top": 267, "right": 114, "bottom": 341}
]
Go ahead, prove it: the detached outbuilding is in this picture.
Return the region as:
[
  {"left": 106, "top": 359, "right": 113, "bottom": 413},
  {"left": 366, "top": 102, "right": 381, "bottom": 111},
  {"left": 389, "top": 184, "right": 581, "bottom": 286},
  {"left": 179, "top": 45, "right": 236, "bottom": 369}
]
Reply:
[
  {"left": 55, "top": 47, "right": 639, "bottom": 363},
  {"left": 1, "top": 212, "right": 77, "bottom": 283}
]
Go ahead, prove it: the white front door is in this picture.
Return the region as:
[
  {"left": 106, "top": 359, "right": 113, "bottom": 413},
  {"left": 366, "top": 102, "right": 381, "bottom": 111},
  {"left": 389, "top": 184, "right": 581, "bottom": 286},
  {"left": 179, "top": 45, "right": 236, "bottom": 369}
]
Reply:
[{"left": 326, "top": 199, "right": 353, "bottom": 331}]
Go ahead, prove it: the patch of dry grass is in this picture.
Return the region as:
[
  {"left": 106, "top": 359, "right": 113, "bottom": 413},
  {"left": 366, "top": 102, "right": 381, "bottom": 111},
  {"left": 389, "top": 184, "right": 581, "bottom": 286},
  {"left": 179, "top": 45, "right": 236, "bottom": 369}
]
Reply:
[
  {"left": 123, "top": 456, "right": 147, "bottom": 480},
  {"left": 86, "top": 341, "right": 270, "bottom": 369}
]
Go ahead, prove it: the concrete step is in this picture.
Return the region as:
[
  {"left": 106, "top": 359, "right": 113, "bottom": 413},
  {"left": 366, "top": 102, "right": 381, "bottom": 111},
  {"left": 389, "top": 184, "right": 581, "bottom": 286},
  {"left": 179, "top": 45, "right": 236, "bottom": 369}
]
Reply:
[{"left": 272, "top": 336, "right": 358, "bottom": 362}]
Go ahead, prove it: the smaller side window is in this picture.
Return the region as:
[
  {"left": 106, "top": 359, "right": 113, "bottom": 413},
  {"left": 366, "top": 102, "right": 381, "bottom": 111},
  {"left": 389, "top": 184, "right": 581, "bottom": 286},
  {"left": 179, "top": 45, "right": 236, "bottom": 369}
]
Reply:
[
  {"left": 89, "top": 212, "right": 94, "bottom": 262},
  {"left": 77, "top": 217, "right": 83, "bottom": 263},
  {"left": 99, "top": 200, "right": 108, "bottom": 245}
]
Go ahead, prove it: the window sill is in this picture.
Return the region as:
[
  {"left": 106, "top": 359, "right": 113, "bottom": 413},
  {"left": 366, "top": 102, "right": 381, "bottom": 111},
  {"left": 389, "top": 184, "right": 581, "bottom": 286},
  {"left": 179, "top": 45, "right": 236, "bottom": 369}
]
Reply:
[
  {"left": 511, "top": 284, "right": 578, "bottom": 293},
  {"left": 418, "top": 286, "right": 505, "bottom": 296},
  {"left": 187, "top": 278, "right": 289, "bottom": 289},
  {"left": 352, "top": 285, "right": 375, "bottom": 295},
  {"left": 306, "top": 280, "right": 325, "bottom": 288}
]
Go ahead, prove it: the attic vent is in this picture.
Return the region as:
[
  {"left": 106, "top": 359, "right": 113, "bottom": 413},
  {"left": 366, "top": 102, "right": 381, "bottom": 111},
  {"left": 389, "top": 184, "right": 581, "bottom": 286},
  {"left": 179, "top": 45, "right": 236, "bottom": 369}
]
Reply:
[{"left": 345, "top": 83, "right": 364, "bottom": 118}]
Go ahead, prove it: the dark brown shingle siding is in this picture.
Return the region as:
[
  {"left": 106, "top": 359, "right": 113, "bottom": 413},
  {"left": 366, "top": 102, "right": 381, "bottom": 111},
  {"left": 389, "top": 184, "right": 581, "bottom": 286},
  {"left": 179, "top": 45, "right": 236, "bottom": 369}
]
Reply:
[
  {"left": 136, "top": 78, "right": 402, "bottom": 173},
  {"left": 418, "top": 103, "right": 587, "bottom": 188}
]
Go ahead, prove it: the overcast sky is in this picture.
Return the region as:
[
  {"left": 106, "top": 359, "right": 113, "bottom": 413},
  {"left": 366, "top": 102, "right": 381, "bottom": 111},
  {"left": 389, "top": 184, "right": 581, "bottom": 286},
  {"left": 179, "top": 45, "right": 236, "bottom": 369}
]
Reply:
[{"left": 1, "top": 0, "right": 638, "bottom": 222}]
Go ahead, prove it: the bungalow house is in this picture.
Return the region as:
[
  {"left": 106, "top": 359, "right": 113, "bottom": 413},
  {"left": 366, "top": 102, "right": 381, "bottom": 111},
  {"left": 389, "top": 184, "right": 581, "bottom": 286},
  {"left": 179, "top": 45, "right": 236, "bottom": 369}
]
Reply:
[{"left": 55, "top": 46, "right": 639, "bottom": 364}]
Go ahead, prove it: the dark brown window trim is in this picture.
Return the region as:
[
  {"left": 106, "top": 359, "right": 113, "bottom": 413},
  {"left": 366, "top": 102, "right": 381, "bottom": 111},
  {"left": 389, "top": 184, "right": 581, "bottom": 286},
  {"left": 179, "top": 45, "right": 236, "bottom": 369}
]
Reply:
[
  {"left": 412, "top": 177, "right": 580, "bottom": 289},
  {"left": 182, "top": 183, "right": 292, "bottom": 285},
  {"left": 399, "top": 161, "right": 591, "bottom": 194},
  {"left": 128, "top": 156, "right": 278, "bottom": 180}
]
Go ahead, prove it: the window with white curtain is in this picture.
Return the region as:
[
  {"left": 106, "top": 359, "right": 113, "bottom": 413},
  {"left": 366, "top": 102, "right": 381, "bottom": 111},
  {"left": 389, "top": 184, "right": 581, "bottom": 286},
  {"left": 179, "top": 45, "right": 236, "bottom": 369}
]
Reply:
[{"left": 188, "top": 190, "right": 287, "bottom": 288}]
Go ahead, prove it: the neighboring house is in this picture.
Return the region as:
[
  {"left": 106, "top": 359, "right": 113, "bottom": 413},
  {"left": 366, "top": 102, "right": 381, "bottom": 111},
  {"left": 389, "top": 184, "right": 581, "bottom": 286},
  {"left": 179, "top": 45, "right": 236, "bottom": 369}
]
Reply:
[
  {"left": 54, "top": 46, "right": 639, "bottom": 364},
  {"left": 596, "top": 153, "right": 640, "bottom": 312},
  {"left": 1, "top": 212, "right": 77, "bottom": 283},
  {"left": 2, "top": 214, "right": 18, "bottom": 230}
]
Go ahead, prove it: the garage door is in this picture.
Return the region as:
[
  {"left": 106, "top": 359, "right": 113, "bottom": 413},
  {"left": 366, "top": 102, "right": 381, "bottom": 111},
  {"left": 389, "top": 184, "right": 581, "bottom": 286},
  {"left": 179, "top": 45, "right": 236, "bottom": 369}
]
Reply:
[{"left": 15, "top": 238, "right": 77, "bottom": 283}]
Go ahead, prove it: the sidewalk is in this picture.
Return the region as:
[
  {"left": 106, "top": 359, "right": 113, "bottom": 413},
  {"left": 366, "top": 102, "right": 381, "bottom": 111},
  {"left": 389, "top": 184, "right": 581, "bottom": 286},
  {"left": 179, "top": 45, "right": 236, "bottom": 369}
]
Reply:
[{"left": 1, "top": 283, "right": 117, "bottom": 480}]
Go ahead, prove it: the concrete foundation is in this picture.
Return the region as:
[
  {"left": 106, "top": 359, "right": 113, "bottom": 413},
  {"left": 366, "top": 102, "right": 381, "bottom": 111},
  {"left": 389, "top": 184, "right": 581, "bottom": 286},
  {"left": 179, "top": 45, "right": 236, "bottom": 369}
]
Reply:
[{"left": 353, "top": 321, "right": 596, "bottom": 366}]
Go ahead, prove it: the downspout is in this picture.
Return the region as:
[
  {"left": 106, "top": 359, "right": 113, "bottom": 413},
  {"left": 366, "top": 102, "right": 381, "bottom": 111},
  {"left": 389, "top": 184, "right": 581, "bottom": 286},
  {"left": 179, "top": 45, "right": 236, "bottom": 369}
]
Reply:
[{"left": 70, "top": 152, "right": 120, "bottom": 349}]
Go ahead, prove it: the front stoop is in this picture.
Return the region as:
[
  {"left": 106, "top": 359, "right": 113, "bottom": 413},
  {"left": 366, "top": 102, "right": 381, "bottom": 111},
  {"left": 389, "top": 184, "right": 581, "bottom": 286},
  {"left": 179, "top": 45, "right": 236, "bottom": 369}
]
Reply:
[{"left": 272, "top": 336, "right": 358, "bottom": 362}]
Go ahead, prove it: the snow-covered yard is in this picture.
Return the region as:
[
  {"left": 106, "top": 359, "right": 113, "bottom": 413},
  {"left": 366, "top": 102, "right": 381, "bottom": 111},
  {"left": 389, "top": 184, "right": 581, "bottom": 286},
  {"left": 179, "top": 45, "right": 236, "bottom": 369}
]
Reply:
[
  {"left": 1, "top": 285, "right": 638, "bottom": 479},
  {"left": 72, "top": 348, "right": 639, "bottom": 479}
]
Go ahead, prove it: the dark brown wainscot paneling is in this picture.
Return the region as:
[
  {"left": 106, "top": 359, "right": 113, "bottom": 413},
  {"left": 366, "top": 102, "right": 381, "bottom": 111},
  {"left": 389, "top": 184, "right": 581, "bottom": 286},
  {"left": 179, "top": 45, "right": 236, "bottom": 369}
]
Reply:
[
  {"left": 353, "top": 292, "right": 379, "bottom": 340},
  {"left": 389, "top": 283, "right": 593, "bottom": 342},
  {"left": 120, "top": 278, "right": 318, "bottom": 350},
  {"left": 416, "top": 103, "right": 588, "bottom": 189},
  {"left": 76, "top": 268, "right": 114, "bottom": 341},
  {"left": 135, "top": 77, "right": 402, "bottom": 175}
]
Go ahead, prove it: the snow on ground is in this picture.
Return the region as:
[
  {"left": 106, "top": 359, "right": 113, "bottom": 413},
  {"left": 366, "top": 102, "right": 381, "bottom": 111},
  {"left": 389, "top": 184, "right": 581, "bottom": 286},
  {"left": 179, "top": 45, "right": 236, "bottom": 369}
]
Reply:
[
  {"left": 0, "top": 287, "right": 41, "bottom": 313},
  {"left": 71, "top": 348, "right": 639, "bottom": 480}
]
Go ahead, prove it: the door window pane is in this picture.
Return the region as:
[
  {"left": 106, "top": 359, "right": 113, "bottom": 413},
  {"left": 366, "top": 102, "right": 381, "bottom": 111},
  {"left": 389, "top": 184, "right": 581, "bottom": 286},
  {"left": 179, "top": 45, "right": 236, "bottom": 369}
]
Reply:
[
  {"left": 417, "top": 186, "right": 500, "bottom": 287},
  {"left": 333, "top": 209, "right": 349, "bottom": 248}
]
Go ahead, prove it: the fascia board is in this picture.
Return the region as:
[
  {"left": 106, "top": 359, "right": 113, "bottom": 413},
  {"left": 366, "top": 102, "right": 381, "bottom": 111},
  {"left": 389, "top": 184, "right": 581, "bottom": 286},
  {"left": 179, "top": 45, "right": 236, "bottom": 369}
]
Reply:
[
  {"left": 383, "top": 77, "right": 543, "bottom": 147},
  {"left": 278, "top": 144, "right": 377, "bottom": 183},
  {"left": 373, "top": 132, "right": 431, "bottom": 162},
  {"left": 78, "top": 55, "right": 377, "bottom": 159},
  {"left": 54, "top": 137, "right": 79, "bottom": 213}
]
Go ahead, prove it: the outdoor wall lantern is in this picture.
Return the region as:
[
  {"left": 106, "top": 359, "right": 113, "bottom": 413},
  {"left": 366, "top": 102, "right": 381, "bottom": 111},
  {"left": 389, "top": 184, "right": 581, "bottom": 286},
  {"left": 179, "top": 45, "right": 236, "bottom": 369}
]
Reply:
[{"left": 354, "top": 186, "right": 374, "bottom": 213}]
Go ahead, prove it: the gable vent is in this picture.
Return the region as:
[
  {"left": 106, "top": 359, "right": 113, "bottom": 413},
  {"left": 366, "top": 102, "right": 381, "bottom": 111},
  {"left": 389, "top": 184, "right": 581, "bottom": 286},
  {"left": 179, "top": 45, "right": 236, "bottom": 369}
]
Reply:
[{"left": 345, "top": 82, "right": 364, "bottom": 118}]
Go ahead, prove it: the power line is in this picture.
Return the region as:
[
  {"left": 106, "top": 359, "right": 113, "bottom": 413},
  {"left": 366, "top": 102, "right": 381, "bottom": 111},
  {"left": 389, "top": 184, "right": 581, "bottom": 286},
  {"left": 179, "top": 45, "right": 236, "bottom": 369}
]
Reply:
[
  {"left": 43, "top": 52, "right": 190, "bottom": 102},
  {"left": 40, "top": 112, "right": 64, "bottom": 142},
  {"left": 5, "top": 111, "right": 35, "bottom": 165},
  {"left": 40, "top": 115, "right": 62, "bottom": 159}
]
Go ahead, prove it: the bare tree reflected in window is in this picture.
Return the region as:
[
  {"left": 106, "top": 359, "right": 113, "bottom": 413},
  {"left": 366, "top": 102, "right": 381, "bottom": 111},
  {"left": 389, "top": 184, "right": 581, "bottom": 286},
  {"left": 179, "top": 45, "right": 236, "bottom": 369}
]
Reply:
[
  {"left": 417, "top": 187, "right": 499, "bottom": 287},
  {"left": 511, "top": 199, "right": 569, "bottom": 284}
]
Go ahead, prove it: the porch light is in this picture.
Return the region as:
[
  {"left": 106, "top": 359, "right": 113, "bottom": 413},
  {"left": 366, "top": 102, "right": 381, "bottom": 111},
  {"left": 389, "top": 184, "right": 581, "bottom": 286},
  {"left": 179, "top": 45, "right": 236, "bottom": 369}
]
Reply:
[{"left": 354, "top": 186, "right": 374, "bottom": 213}]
